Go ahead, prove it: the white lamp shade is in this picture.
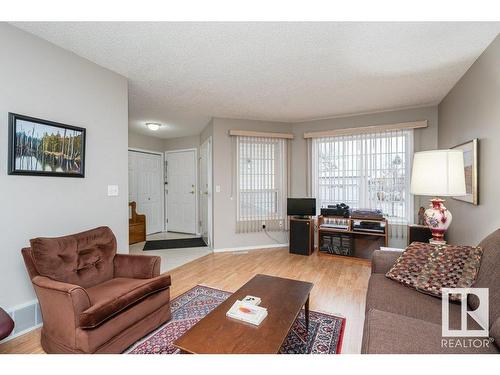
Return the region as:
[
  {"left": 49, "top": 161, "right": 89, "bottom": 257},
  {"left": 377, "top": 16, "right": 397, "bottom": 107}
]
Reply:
[{"left": 411, "top": 150, "right": 466, "bottom": 196}]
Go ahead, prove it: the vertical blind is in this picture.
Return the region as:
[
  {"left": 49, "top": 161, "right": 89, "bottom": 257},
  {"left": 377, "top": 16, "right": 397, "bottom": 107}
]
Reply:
[
  {"left": 235, "top": 136, "right": 288, "bottom": 233},
  {"left": 311, "top": 129, "right": 414, "bottom": 238}
]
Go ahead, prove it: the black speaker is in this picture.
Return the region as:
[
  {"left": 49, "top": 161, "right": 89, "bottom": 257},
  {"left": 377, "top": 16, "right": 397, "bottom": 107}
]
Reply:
[{"left": 289, "top": 218, "right": 313, "bottom": 255}]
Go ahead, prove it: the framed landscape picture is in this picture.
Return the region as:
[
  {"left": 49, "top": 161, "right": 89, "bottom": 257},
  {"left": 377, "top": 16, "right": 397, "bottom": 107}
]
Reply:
[
  {"left": 8, "top": 113, "right": 86, "bottom": 177},
  {"left": 451, "top": 138, "right": 478, "bottom": 205}
]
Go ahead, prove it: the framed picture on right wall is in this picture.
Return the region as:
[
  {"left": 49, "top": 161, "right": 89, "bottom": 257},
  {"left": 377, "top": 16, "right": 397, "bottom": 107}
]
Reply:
[{"left": 451, "top": 138, "right": 478, "bottom": 205}]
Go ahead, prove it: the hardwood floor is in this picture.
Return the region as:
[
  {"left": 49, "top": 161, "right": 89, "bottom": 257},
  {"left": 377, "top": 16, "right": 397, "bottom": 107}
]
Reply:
[{"left": 0, "top": 248, "right": 371, "bottom": 354}]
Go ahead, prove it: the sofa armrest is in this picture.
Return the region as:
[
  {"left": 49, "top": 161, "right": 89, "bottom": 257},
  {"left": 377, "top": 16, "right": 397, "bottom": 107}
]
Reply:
[
  {"left": 31, "top": 276, "right": 91, "bottom": 330},
  {"left": 371, "top": 250, "right": 403, "bottom": 274},
  {"left": 113, "top": 254, "right": 161, "bottom": 279}
]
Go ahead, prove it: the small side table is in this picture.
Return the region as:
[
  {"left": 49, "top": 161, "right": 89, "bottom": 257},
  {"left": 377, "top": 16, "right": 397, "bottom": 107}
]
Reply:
[{"left": 408, "top": 224, "right": 449, "bottom": 245}]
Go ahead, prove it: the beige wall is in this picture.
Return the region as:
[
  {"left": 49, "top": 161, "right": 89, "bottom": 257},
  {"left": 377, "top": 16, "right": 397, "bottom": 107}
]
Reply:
[
  {"left": 200, "top": 119, "right": 214, "bottom": 144},
  {"left": 211, "top": 118, "right": 292, "bottom": 250},
  {"left": 129, "top": 132, "right": 200, "bottom": 153},
  {"left": 291, "top": 106, "right": 439, "bottom": 223},
  {"left": 164, "top": 135, "right": 200, "bottom": 151},
  {"left": 128, "top": 131, "right": 165, "bottom": 152},
  {"left": 291, "top": 106, "right": 438, "bottom": 196},
  {"left": 209, "top": 108, "right": 439, "bottom": 250},
  {"left": 438, "top": 35, "right": 500, "bottom": 245},
  {"left": 0, "top": 24, "right": 129, "bottom": 310}
]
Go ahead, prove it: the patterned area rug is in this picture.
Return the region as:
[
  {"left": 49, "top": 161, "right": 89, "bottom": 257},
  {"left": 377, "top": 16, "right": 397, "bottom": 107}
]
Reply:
[{"left": 126, "top": 285, "right": 345, "bottom": 354}]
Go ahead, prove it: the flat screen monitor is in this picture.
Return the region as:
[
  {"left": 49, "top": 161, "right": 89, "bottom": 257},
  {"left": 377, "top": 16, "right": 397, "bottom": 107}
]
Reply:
[{"left": 287, "top": 198, "right": 316, "bottom": 217}]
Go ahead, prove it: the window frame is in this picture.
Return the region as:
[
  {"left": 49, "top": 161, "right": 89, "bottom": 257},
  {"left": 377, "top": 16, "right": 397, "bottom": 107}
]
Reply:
[
  {"left": 236, "top": 136, "right": 285, "bottom": 223},
  {"left": 311, "top": 130, "right": 414, "bottom": 224}
]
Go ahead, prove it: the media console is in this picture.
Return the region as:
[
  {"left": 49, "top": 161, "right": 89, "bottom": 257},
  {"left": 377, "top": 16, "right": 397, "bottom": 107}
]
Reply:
[{"left": 317, "top": 215, "right": 388, "bottom": 259}]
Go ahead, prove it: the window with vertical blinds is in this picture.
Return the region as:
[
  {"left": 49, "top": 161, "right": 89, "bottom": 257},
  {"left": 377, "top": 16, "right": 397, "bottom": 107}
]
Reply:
[
  {"left": 311, "top": 129, "right": 414, "bottom": 227},
  {"left": 236, "top": 136, "right": 288, "bottom": 233}
]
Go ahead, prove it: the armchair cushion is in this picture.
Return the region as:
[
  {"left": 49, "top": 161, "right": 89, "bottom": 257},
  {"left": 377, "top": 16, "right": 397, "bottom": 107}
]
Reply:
[
  {"left": 79, "top": 274, "right": 171, "bottom": 328},
  {"left": 30, "top": 226, "right": 116, "bottom": 288}
]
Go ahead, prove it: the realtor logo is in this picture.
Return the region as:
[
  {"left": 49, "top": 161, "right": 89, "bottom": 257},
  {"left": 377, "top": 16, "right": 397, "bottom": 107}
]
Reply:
[{"left": 442, "top": 288, "right": 489, "bottom": 337}]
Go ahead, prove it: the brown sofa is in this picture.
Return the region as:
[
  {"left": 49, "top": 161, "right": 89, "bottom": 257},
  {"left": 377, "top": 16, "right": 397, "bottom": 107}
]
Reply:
[
  {"left": 362, "top": 229, "right": 500, "bottom": 354},
  {"left": 22, "top": 226, "right": 172, "bottom": 354}
]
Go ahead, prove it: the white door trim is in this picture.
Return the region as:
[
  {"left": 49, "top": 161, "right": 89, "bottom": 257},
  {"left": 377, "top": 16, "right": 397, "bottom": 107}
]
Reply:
[
  {"left": 128, "top": 148, "right": 165, "bottom": 235},
  {"left": 200, "top": 137, "right": 213, "bottom": 248},
  {"left": 128, "top": 147, "right": 164, "bottom": 156},
  {"left": 165, "top": 148, "right": 199, "bottom": 235}
]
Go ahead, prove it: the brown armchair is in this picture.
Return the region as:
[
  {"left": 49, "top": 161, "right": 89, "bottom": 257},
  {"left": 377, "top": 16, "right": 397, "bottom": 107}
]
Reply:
[{"left": 22, "top": 226, "right": 171, "bottom": 354}]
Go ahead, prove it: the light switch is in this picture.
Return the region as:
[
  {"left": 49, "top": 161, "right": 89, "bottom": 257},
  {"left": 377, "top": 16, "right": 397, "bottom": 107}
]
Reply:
[
  {"left": 107, "top": 185, "right": 119, "bottom": 196},
  {"left": 215, "top": 185, "right": 221, "bottom": 193}
]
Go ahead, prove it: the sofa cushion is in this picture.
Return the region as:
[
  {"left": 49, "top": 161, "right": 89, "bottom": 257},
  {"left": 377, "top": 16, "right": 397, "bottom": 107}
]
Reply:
[
  {"left": 30, "top": 226, "right": 116, "bottom": 288},
  {"left": 362, "top": 309, "right": 498, "bottom": 354},
  {"left": 490, "top": 317, "right": 500, "bottom": 351},
  {"left": 366, "top": 274, "right": 466, "bottom": 327},
  {"left": 80, "top": 274, "right": 171, "bottom": 329},
  {"left": 470, "top": 228, "right": 500, "bottom": 329},
  {"left": 371, "top": 250, "right": 403, "bottom": 274},
  {"left": 386, "top": 241, "right": 483, "bottom": 300},
  {"left": 385, "top": 242, "right": 434, "bottom": 288}
]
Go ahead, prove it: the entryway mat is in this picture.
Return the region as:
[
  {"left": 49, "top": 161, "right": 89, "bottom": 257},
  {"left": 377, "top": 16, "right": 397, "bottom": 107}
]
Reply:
[{"left": 143, "top": 237, "right": 207, "bottom": 251}]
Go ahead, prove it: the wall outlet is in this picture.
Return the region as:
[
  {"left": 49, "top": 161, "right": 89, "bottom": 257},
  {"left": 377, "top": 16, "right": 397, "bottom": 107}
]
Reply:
[
  {"left": 107, "top": 185, "right": 119, "bottom": 196},
  {"left": 215, "top": 185, "right": 221, "bottom": 193}
]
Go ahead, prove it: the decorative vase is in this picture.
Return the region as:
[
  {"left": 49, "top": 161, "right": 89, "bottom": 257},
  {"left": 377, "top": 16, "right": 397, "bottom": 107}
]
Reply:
[{"left": 424, "top": 198, "right": 452, "bottom": 244}]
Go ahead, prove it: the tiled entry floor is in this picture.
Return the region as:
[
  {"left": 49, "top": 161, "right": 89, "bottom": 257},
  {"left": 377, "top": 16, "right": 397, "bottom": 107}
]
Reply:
[{"left": 129, "top": 231, "right": 212, "bottom": 272}]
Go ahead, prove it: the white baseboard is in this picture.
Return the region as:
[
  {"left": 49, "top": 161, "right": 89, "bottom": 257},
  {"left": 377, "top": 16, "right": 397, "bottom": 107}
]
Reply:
[
  {"left": 0, "top": 299, "right": 42, "bottom": 344},
  {"left": 0, "top": 323, "right": 43, "bottom": 344},
  {"left": 213, "top": 243, "right": 288, "bottom": 253}
]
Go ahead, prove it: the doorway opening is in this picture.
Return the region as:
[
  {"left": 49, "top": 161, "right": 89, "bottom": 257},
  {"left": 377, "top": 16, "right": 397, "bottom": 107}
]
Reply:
[
  {"left": 165, "top": 148, "right": 198, "bottom": 235},
  {"left": 128, "top": 149, "right": 164, "bottom": 235},
  {"left": 128, "top": 146, "right": 212, "bottom": 272}
]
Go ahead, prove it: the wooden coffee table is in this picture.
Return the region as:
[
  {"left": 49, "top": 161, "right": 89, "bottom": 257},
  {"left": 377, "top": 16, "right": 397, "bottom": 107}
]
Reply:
[{"left": 173, "top": 274, "right": 313, "bottom": 354}]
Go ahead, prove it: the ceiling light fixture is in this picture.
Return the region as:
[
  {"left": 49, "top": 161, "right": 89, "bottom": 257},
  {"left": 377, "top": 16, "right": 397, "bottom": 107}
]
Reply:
[{"left": 146, "top": 122, "right": 162, "bottom": 131}]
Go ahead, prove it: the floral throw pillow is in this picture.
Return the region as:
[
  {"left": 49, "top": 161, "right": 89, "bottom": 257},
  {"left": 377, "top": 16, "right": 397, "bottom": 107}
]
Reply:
[{"left": 386, "top": 242, "right": 483, "bottom": 300}]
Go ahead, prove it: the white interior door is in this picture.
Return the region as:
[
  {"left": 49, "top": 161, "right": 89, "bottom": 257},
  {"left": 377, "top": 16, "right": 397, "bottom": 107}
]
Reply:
[
  {"left": 166, "top": 149, "right": 197, "bottom": 234},
  {"left": 200, "top": 138, "right": 212, "bottom": 246},
  {"left": 128, "top": 150, "right": 164, "bottom": 235}
]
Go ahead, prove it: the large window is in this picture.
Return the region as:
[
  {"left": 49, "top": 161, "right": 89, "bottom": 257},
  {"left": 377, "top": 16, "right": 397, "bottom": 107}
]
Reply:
[
  {"left": 311, "top": 129, "right": 413, "bottom": 224},
  {"left": 236, "top": 136, "right": 288, "bottom": 233}
]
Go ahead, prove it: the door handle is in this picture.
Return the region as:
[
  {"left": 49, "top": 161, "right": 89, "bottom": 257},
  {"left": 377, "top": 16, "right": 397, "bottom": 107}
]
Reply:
[{"left": 189, "top": 191, "right": 195, "bottom": 194}]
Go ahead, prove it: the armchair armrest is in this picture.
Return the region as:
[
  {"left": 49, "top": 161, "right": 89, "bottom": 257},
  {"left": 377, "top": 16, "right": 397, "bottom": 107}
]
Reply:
[
  {"left": 113, "top": 254, "right": 161, "bottom": 279},
  {"left": 31, "top": 276, "right": 91, "bottom": 330},
  {"left": 371, "top": 250, "right": 403, "bottom": 274}
]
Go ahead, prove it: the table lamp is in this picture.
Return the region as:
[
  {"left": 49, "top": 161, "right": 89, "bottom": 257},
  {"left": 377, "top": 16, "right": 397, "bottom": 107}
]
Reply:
[{"left": 410, "top": 150, "right": 466, "bottom": 244}]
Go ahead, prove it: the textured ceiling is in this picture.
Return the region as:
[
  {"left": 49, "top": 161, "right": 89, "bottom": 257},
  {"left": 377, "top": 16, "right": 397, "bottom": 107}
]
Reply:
[{"left": 11, "top": 22, "right": 499, "bottom": 139}]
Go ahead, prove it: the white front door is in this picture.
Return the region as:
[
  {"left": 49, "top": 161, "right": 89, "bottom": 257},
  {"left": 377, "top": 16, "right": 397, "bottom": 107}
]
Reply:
[
  {"left": 128, "top": 150, "right": 164, "bottom": 235},
  {"left": 200, "top": 138, "right": 212, "bottom": 246},
  {"left": 166, "top": 149, "right": 197, "bottom": 234}
]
